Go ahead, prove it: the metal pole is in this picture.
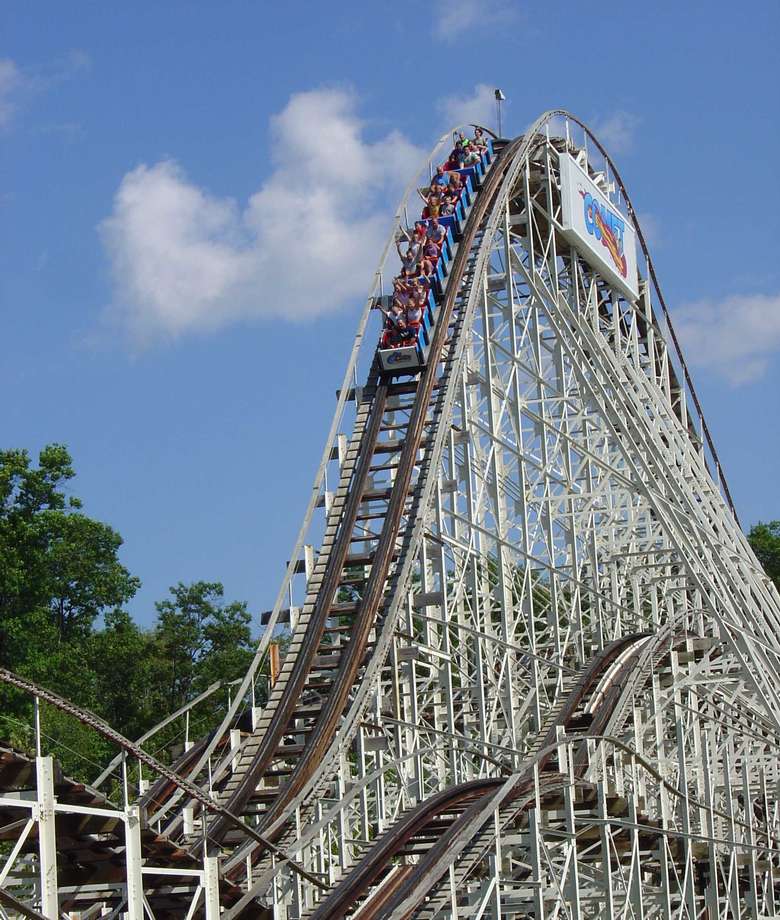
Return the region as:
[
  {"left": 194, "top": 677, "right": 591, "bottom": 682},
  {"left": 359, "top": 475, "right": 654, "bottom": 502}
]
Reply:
[
  {"left": 203, "top": 854, "right": 221, "bottom": 920},
  {"left": 495, "top": 89, "right": 505, "bottom": 136},
  {"left": 230, "top": 728, "right": 241, "bottom": 772},
  {"left": 125, "top": 805, "right": 144, "bottom": 920},
  {"left": 35, "top": 757, "right": 58, "bottom": 920},
  {"left": 34, "top": 697, "right": 41, "bottom": 757}
]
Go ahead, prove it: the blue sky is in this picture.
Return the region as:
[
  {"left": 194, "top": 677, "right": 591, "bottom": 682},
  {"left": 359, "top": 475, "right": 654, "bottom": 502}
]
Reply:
[{"left": 2, "top": 1, "right": 779, "bottom": 627}]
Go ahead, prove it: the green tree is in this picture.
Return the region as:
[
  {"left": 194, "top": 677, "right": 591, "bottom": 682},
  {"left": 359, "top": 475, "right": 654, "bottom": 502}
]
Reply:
[
  {"left": 748, "top": 520, "right": 780, "bottom": 593},
  {"left": 151, "top": 581, "right": 255, "bottom": 715},
  {"left": 0, "top": 445, "right": 259, "bottom": 783},
  {"left": 89, "top": 609, "right": 160, "bottom": 741},
  {"left": 0, "top": 445, "right": 141, "bottom": 776},
  {"left": 0, "top": 444, "right": 140, "bottom": 664}
]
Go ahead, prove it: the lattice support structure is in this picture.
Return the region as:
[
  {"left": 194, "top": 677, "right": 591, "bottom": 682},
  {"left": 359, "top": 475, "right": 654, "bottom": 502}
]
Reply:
[
  {"left": 259, "top": 116, "right": 780, "bottom": 918},
  {"left": 0, "top": 749, "right": 231, "bottom": 918}
]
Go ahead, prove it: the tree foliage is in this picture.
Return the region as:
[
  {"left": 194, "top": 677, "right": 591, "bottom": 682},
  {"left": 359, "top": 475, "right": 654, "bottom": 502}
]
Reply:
[
  {"left": 0, "top": 445, "right": 257, "bottom": 783},
  {"left": 151, "top": 581, "right": 255, "bottom": 736},
  {"left": 748, "top": 520, "right": 780, "bottom": 593},
  {"left": 0, "top": 444, "right": 139, "bottom": 661}
]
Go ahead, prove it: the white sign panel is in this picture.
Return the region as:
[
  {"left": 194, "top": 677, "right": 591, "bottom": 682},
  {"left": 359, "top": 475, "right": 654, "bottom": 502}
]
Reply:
[{"left": 559, "top": 154, "right": 639, "bottom": 301}]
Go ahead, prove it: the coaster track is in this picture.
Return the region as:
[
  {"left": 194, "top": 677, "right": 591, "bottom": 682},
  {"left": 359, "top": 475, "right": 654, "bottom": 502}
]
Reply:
[
  {"left": 135, "top": 132, "right": 515, "bottom": 862},
  {"left": 2, "top": 111, "right": 780, "bottom": 919},
  {"left": 194, "top": 133, "right": 518, "bottom": 850}
]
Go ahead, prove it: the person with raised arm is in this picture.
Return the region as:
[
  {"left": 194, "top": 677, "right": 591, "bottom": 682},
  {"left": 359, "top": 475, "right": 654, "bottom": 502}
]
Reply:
[
  {"left": 424, "top": 186, "right": 443, "bottom": 220},
  {"left": 396, "top": 236, "right": 420, "bottom": 276},
  {"left": 393, "top": 277, "right": 411, "bottom": 308}
]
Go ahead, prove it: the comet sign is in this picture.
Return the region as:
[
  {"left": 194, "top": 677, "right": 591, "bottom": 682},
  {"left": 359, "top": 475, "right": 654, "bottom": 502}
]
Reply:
[{"left": 559, "top": 153, "right": 639, "bottom": 300}]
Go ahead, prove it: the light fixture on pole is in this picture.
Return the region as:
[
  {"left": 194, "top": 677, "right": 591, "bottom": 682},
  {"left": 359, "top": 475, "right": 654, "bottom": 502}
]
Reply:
[{"left": 495, "top": 89, "right": 506, "bottom": 137}]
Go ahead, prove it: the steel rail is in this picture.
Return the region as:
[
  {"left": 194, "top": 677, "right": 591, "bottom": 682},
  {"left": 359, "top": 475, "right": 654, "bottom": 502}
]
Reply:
[
  {"left": 152, "top": 133, "right": 506, "bottom": 833},
  {"left": 138, "top": 124, "right": 486, "bottom": 831},
  {"left": 224, "top": 132, "right": 546, "bottom": 877}
]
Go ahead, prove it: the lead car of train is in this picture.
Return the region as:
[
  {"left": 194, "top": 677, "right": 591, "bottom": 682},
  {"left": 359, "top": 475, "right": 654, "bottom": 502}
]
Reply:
[{"left": 377, "top": 136, "right": 495, "bottom": 375}]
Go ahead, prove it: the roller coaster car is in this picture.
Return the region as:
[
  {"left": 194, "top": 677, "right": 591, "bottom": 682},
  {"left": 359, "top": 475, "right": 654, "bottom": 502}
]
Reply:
[
  {"left": 375, "top": 293, "right": 433, "bottom": 374},
  {"left": 376, "top": 226, "right": 452, "bottom": 376},
  {"left": 377, "top": 138, "right": 494, "bottom": 376},
  {"left": 378, "top": 342, "right": 424, "bottom": 373}
]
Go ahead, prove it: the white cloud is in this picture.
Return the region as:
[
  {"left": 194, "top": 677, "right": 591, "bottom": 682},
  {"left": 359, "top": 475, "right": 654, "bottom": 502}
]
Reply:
[
  {"left": 590, "top": 111, "right": 640, "bottom": 155},
  {"left": 0, "top": 59, "right": 21, "bottom": 128},
  {"left": 100, "top": 88, "right": 424, "bottom": 344},
  {"left": 432, "top": 0, "right": 515, "bottom": 41},
  {"left": 438, "top": 83, "right": 496, "bottom": 131},
  {"left": 674, "top": 292, "right": 780, "bottom": 386}
]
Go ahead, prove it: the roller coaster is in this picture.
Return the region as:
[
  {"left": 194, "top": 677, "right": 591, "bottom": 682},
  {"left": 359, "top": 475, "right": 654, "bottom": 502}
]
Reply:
[{"left": 2, "top": 110, "right": 780, "bottom": 919}]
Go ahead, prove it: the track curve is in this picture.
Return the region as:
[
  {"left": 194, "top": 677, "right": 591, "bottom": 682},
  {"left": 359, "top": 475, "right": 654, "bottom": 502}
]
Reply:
[{"left": 303, "top": 633, "right": 656, "bottom": 918}]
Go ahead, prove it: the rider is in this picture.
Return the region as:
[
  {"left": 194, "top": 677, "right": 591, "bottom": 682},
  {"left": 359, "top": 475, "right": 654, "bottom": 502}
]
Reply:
[
  {"left": 431, "top": 165, "right": 449, "bottom": 188},
  {"left": 472, "top": 126, "right": 488, "bottom": 154},
  {"left": 426, "top": 217, "right": 447, "bottom": 250},
  {"left": 396, "top": 238, "right": 420, "bottom": 276}
]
